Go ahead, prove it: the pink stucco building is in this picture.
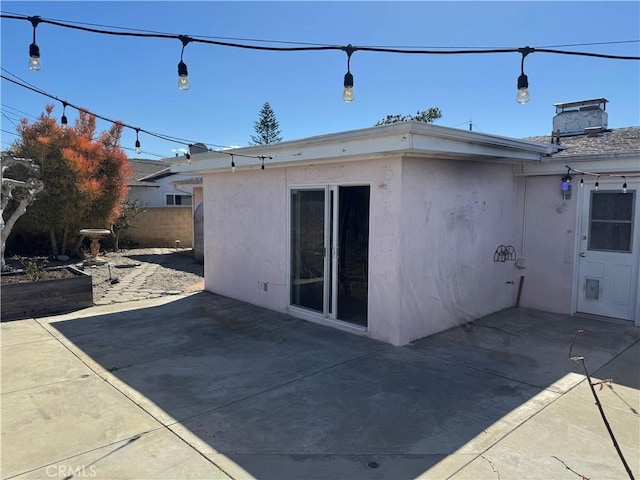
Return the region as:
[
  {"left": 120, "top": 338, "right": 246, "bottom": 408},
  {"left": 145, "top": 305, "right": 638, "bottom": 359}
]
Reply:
[{"left": 171, "top": 101, "right": 639, "bottom": 345}]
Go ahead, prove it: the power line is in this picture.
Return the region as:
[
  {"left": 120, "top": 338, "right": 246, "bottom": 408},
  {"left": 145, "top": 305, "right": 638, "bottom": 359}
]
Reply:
[
  {"left": 1, "top": 128, "right": 19, "bottom": 136},
  {"left": 1, "top": 111, "right": 20, "bottom": 128},
  {"left": 1, "top": 103, "right": 39, "bottom": 121}
]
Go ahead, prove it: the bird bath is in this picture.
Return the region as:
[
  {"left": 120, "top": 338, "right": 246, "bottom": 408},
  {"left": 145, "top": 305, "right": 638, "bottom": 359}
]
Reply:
[{"left": 80, "top": 228, "right": 111, "bottom": 264}]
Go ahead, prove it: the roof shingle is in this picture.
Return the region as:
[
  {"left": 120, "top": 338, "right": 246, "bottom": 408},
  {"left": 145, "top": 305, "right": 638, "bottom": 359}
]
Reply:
[{"left": 523, "top": 126, "right": 640, "bottom": 158}]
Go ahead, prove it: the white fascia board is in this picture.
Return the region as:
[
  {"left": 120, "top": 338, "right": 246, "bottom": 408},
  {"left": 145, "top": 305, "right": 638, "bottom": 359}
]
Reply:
[
  {"left": 167, "top": 122, "right": 556, "bottom": 174},
  {"left": 513, "top": 153, "right": 640, "bottom": 176}
]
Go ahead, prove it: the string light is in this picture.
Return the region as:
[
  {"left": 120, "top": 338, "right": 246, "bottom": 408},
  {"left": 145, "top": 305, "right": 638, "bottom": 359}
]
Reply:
[
  {"left": 261, "top": 155, "right": 265, "bottom": 170},
  {"left": 231, "top": 154, "right": 235, "bottom": 172},
  {"left": 28, "top": 16, "right": 41, "bottom": 71},
  {"left": 1, "top": 72, "right": 275, "bottom": 166},
  {"left": 177, "top": 35, "right": 190, "bottom": 91},
  {"left": 134, "top": 128, "right": 141, "bottom": 154},
  {"left": 516, "top": 46, "right": 533, "bottom": 104},
  {"left": 566, "top": 166, "right": 638, "bottom": 193},
  {"left": 342, "top": 44, "right": 355, "bottom": 103},
  {"left": 60, "top": 101, "right": 68, "bottom": 128},
  {"left": 3, "top": 13, "right": 639, "bottom": 103}
]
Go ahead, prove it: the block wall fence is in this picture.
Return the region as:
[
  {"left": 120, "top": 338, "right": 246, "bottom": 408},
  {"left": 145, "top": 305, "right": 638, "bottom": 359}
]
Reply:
[{"left": 122, "top": 207, "right": 193, "bottom": 248}]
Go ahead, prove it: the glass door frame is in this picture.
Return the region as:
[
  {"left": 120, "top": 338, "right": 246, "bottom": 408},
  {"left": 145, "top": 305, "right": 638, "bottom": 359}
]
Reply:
[{"left": 288, "top": 183, "right": 370, "bottom": 327}]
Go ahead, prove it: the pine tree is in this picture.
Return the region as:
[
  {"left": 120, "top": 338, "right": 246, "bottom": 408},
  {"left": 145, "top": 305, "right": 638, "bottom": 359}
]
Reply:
[{"left": 250, "top": 102, "right": 283, "bottom": 145}]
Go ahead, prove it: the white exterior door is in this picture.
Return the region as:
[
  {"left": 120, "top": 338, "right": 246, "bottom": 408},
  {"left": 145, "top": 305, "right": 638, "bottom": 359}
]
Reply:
[{"left": 576, "top": 183, "right": 640, "bottom": 321}]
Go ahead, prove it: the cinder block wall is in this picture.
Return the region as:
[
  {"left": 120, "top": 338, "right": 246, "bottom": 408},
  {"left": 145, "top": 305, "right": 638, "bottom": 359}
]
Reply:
[{"left": 122, "top": 207, "right": 193, "bottom": 248}]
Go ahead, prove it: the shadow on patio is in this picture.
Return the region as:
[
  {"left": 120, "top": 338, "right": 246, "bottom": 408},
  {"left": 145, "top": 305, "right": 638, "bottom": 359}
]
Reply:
[{"left": 4, "top": 292, "right": 638, "bottom": 479}]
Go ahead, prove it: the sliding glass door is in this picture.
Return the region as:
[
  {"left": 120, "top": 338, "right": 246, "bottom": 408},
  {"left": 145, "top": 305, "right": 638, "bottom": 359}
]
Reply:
[
  {"left": 290, "top": 188, "right": 326, "bottom": 312},
  {"left": 290, "top": 185, "right": 369, "bottom": 327}
]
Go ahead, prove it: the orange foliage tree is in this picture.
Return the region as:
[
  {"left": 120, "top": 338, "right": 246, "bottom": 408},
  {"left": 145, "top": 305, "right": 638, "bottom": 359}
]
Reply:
[{"left": 11, "top": 105, "right": 132, "bottom": 256}]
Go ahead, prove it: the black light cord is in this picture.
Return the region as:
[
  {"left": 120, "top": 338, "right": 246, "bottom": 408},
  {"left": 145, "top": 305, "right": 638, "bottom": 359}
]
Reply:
[
  {"left": 1, "top": 72, "right": 273, "bottom": 161},
  {"left": 3, "top": 14, "right": 640, "bottom": 60}
]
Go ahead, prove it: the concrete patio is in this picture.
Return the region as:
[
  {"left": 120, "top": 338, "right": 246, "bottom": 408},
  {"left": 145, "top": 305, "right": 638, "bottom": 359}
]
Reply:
[{"left": 1, "top": 292, "right": 639, "bottom": 479}]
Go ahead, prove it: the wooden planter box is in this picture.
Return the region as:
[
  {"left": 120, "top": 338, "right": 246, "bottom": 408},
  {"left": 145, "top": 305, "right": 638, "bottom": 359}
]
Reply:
[{"left": 1, "top": 266, "right": 93, "bottom": 321}]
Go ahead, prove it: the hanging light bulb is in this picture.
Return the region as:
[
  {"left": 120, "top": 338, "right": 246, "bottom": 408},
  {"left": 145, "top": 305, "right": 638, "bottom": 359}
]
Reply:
[
  {"left": 622, "top": 176, "right": 627, "bottom": 193},
  {"left": 178, "top": 61, "right": 190, "bottom": 90},
  {"left": 134, "top": 129, "right": 141, "bottom": 154},
  {"left": 580, "top": 174, "right": 584, "bottom": 188},
  {"left": 343, "top": 71, "right": 354, "bottom": 103},
  {"left": 231, "top": 154, "right": 236, "bottom": 173},
  {"left": 60, "top": 103, "right": 68, "bottom": 129},
  {"left": 595, "top": 176, "right": 600, "bottom": 191},
  {"left": 516, "top": 74, "right": 530, "bottom": 104},
  {"left": 342, "top": 45, "right": 356, "bottom": 103},
  {"left": 516, "top": 47, "right": 533, "bottom": 104},
  {"left": 177, "top": 36, "right": 191, "bottom": 91},
  {"left": 28, "top": 16, "right": 42, "bottom": 71}
]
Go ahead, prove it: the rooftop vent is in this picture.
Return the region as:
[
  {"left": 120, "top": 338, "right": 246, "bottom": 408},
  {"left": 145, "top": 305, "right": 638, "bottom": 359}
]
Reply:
[{"left": 552, "top": 98, "right": 608, "bottom": 137}]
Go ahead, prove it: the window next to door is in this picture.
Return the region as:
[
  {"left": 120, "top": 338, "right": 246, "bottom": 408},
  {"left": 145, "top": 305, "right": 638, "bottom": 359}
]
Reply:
[
  {"left": 165, "top": 194, "right": 192, "bottom": 206},
  {"left": 589, "top": 191, "right": 634, "bottom": 252}
]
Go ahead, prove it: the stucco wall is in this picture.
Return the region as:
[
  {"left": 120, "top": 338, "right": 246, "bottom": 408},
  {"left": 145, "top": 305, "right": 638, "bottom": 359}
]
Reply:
[
  {"left": 286, "top": 157, "right": 405, "bottom": 345},
  {"left": 202, "top": 158, "right": 404, "bottom": 343},
  {"left": 201, "top": 156, "right": 529, "bottom": 345},
  {"left": 203, "top": 167, "right": 288, "bottom": 309},
  {"left": 396, "top": 158, "right": 524, "bottom": 344},
  {"left": 519, "top": 175, "right": 577, "bottom": 314},
  {"left": 193, "top": 186, "right": 203, "bottom": 209},
  {"left": 122, "top": 207, "right": 193, "bottom": 248}
]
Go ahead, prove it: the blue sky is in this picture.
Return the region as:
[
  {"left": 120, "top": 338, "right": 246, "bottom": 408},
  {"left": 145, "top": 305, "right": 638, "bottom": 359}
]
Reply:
[{"left": 2, "top": 1, "right": 639, "bottom": 159}]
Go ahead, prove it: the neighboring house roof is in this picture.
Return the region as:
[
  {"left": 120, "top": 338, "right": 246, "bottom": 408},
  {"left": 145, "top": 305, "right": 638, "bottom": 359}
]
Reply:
[
  {"left": 127, "top": 158, "right": 171, "bottom": 187},
  {"left": 172, "top": 176, "right": 203, "bottom": 187},
  {"left": 523, "top": 126, "right": 640, "bottom": 159}
]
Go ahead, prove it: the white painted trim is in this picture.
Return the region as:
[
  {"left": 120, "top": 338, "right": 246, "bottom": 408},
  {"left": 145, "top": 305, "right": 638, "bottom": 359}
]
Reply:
[
  {"left": 168, "top": 121, "right": 556, "bottom": 174},
  {"left": 514, "top": 155, "right": 640, "bottom": 176}
]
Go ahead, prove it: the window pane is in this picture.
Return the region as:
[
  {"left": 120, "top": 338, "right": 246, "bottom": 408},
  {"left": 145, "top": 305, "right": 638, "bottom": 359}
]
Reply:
[
  {"left": 290, "top": 189, "right": 325, "bottom": 312},
  {"left": 589, "top": 222, "right": 632, "bottom": 252},
  {"left": 166, "top": 195, "right": 174, "bottom": 205},
  {"left": 591, "top": 192, "right": 633, "bottom": 221}
]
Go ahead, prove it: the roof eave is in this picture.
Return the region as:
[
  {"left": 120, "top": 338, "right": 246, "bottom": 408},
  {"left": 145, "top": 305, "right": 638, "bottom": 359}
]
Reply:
[{"left": 168, "top": 122, "right": 556, "bottom": 174}]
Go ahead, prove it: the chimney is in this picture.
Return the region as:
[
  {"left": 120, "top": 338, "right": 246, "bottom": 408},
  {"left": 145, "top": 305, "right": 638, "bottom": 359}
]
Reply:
[{"left": 552, "top": 98, "right": 608, "bottom": 137}]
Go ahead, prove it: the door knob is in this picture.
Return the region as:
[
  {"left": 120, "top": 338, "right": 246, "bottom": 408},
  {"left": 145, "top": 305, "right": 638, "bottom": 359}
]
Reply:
[{"left": 580, "top": 252, "right": 586, "bottom": 257}]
